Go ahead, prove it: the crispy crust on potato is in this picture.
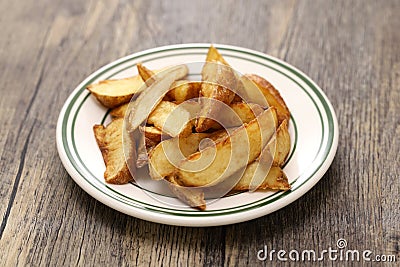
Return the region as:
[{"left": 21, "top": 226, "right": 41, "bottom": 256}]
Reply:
[
  {"left": 93, "top": 118, "right": 135, "bottom": 184},
  {"left": 175, "top": 108, "right": 277, "bottom": 187},
  {"left": 110, "top": 103, "right": 129, "bottom": 119},
  {"left": 244, "top": 74, "right": 290, "bottom": 123},
  {"left": 87, "top": 76, "right": 144, "bottom": 108},
  {"left": 196, "top": 46, "right": 237, "bottom": 132},
  {"left": 232, "top": 165, "right": 290, "bottom": 191},
  {"left": 165, "top": 176, "right": 206, "bottom": 211}
]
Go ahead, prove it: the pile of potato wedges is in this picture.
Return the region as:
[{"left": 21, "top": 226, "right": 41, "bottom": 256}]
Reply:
[{"left": 89, "top": 46, "right": 291, "bottom": 210}]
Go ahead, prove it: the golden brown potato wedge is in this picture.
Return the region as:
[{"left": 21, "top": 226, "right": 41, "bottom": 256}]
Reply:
[
  {"left": 205, "top": 45, "right": 229, "bottom": 65},
  {"left": 196, "top": 47, "right": 237, "bottom": 132},
  {"left": 87, "top": 76, "right": 144, "bottom": 108},
  {"left": 128, "top": 65, "right": 189, "bottom": 131},
  {"left": 244, "top": 74, "right": 290, "bottom": 124},
  {"left": 110, "top": 103, "right": 129, "bottom": 119},
  {"left": 175, "top": 108, "right": 278, "bottom": 187},
  {"left": 165, "top": 176, "right": 206, "bottom": 210},
  {"left": 93, "top": 118, "right": 135, "bottom": 184},
  {"left": 148, "top": 133, "right": 210, "bottom": 180},
  {"left": 136, "top": 126, "right": 170, "bottom": 168},
  {"left": 147, "top": 101, "right": 193, "bottom": 137},
  {"left": 261, "top": 119, "right": 291, "bottom": 167},
  {"left": 206, "top": 102, "right": 265, "bottom": 131},
  {"left": 232, "top": 94, "right": 243, "bottom": 103},
  {"left": 140, "top": 126, "right": 168, "bottom": 144},
  {"left": 137, "top": 63, "right": 156, "bottom": 86},
  {"left": 136, "top": 134, "right": 149, "bottom": 168},
  {"left": 166, "top": 81, "right": 201, "bottom": 104},
  {"left": 223, "top": 102, "right": 264, "bottom": 127},
  {"left": 197, "top": 129, "right": 228, "bottom": 151},
  {"left": 232, "top": 165, "right": 290, "bottom": 191}
]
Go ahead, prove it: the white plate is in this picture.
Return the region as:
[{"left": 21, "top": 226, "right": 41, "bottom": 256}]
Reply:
[{"left": 56, "top": 44, "right": 338, "bottom": 227}]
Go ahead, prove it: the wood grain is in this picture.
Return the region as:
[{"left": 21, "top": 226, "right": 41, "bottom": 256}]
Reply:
[{"left": 0, "top": 0, "right": 399, "bottom": 266}]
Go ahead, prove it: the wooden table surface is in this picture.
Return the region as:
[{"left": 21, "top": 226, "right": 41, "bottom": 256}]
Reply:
[{"left": 1, "top": 0, "right": 399, "bottom": 266}]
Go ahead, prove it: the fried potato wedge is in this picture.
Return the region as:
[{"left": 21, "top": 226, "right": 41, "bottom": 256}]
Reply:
[
  {"left": 196, "top": 47, "right": 237, "bottom": 132},
  {"left": 128, "top": 65, "right": 189, "bottom": 131},
  {"left": 148, "top": 133, "right": 210, "bottom": 180},
  {"left": 93, "top": 118, "right": 135, "bottom": 184},
  {"left": 175, "top": 108, "right": 278, "bottom": 187},
  {"left": 87, "top": 76, "right": 144, "bottom": 108},
  {"left": 136, "top": 134, "right": 149, "bottom": 168},
  {"left": 221, "top": 102, "right": 264, "bottom": 127},
  {"left": 136, "top": 126, "right": 171, "bottom": 168},
  {"left": 147, "top": 101, "right": 192, "bottom": 137},
  {"left": 206, "top": 102, "right": 265, "bottom": 130},
  {"left": 232, "top": 165, "right": 290, "bottom": 191},
  {"left": 232, "top": 94, "right": 243, "bottom": 103},
  {"left": 165, "top": 176, "right": 206, "bottom": 210},
  {"left": 140, "top": 126, "right": 168, "bottom": 144},
  {"left": 261, "top": 119, "right": 291, "bottom": 167},
  {"left": 205, "top": 45, "right": 229, "bottom": 65},
  {"left": 166, "top": 81, "right": 201, "bottom": 104},
  {"left": 244, "top": 74, "right": 290, "bottom": 123},
  {"left": 137, "top": 63, "right": 156, "bottom": 86},
  {"left": 110, "top": 103, "right": 129, "bottom": 119}
]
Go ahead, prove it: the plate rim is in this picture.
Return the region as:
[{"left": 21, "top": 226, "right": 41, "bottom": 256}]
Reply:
[{"left": 56, "top": 43, "right": 339, "bottom": 226}]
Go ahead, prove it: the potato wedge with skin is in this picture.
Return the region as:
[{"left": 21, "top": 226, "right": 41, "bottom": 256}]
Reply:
[
  {"left": 110, "top": 103, "right": 129, "bottom": 119},
  {"left": 166, "top": 81, "right": 201, "bottom": 104},
  {"left": 232, "top": 94, "right": 243, "bottom": 103},
  {"left": 93, "top": 118, "right": 135, "bottom": 184},
  {"left": 196, "top": 47, "right": 237, "bottom": 132},
  {"left": 140, "top": 126, "right": 168, "bottom": 144},
  {"left": 136, "top": 126, "right": 171, "bottom": 168},
  {"left": 175, "top": 108, "right": 278, "bottom": 187},
  {"left": 135, "top": 132, "right": 163, "bottom": 168},
  {"left": 128, "top": 65, "right": 189, "bottom": 131},
  {"left": 198, "top": 128, "right": 238, "bottom": 150},
  {"left": 136, "top": 134, "right": 149, "bottom": 168},
  {"left": 232, "top": 165, "right": 290, "bottom": 191},
  {"left": 205, "top": 45, "right": 229, "bottom": 65},
  {"left": 244, "top": 74, "right": 290, "bottom": 124},
  {"left": 137, "top": 63, "right": 156, "bottom": 86},
  {"left": 147, "top": 101, "right": 193, "bottom": 137},
  {"left": 165, "top": 176, "right": 206, "bottom": 210},
  {"left": 261, "top": 119, "right": 291, "bottom": 167},
  {"left": 206, "top": 102, "right": 265, "bottom": 131},
  {"left": 148, "top": 133, "right": 210, "bottom": 180},
  {"left": 222, "top": 102, "right": 264, "bottom": 127},
  {"left": 87, "top": 76, "right": 144, "bottom": 109}
]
